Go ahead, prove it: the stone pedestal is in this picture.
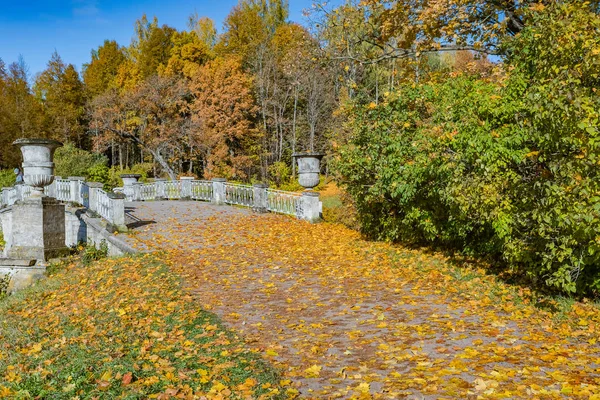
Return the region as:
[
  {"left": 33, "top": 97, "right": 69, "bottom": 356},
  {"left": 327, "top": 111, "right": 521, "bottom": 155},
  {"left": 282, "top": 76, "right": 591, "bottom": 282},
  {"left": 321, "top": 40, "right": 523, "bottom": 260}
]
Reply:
[
  {"left": 301, "top": 191, "right": 322, "bottom": 223},
  {"left": 180, "top": 177, "right": 194, "bottom": 199},
  {"left": 253, "top": 183, "right": 269, "bottom": 213},
  {"left": 7, "top": 196, "right": 69, "bottom": 262},
  {"left": 121, "top": 174, "right": 141, "bottom": 201},
  {"left": 211, "top": 178, "right": 227, "bottom": 205}
]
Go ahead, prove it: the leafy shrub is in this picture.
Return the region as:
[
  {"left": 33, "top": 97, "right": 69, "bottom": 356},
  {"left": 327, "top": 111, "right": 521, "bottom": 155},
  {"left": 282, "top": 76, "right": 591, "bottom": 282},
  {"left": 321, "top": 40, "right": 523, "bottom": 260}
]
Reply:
[
  {"left": 0, "top": 169, "right": 15, "bottom": 188},
  {"left": 87, "top": 163, "right": 110, "bottom": 185},
  {"left": 105, "top": 163, "right": 154, "bottom": 189},
  {"left": 335, "top": 3, "right": 600, "bottom": 295},
  {"left": 82, "top": 241, "right": 109, "bottom": 265},
  {"left": 54, "top": 143, "right": 109, "bottom": 180}
]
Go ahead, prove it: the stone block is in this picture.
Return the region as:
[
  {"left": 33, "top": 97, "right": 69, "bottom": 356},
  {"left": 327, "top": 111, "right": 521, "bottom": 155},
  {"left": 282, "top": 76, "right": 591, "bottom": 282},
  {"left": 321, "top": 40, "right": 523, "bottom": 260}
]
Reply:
[{"left": 8, "top": 196, "right": 69, "bottom": 261}]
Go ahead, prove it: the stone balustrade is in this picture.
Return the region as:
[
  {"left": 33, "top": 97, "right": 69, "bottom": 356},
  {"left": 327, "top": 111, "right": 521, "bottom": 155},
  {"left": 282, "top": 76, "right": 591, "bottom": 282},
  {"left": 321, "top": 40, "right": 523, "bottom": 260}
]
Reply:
[
  {"left": 0, "top": 177, "right": 323, "bottom": 224},
  {"left": 0, "top": 179, "right": 127, "bottom": 230},
  {"left": 125, "top": 178, "right": 321, "bottom": 223}
]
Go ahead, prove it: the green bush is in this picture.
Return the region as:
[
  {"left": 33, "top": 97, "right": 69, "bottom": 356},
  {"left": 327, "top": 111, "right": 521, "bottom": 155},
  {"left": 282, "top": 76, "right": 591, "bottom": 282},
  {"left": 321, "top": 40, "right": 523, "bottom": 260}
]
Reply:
[
  {"left": 54, "top": 143, "right": 109, "bottom": 180},
  {"left": 105, "top": 163, "right": 154, "bottom": 190},
  {"left": 0, "top": 169, "right": 16, "bottom": 188},
  {"left": 335, "top": 3, "right": 600, "bottom": 295}
]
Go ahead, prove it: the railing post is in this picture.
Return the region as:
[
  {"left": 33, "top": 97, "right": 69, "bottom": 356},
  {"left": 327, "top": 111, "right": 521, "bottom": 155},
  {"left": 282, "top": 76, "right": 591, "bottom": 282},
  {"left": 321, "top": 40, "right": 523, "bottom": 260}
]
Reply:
[
  {"left": 47, "top": 177, "right": 59, "bottom": 198},
  {"left": 14, "top": 184, "right": 24, "bottom": 202},
  {"left": 180, "top": 177, "right": 194, "bottom": 200},
  {"left": 301, "top": 191, "right": 321, "bottom": 223},
  {"left": 253, "top": 183, "right": 268, "bottom": 213},
  {"left": 132, "top": 182, "right": 142, "bottom": 201},
  {"left": 211, "top": 178, "right": 226, "bottom": 205},
  {"left": 155, "top": 179, "right": 166, "bottom": 200},
  {"left": 68, "top": 176, "right": 85, "bottom": 204},
  {"left": 107, "top": 192, "right": 127, "bottom": 232},
  {"left": 86, "top": 182, "right": 104, "bottom": 216}
]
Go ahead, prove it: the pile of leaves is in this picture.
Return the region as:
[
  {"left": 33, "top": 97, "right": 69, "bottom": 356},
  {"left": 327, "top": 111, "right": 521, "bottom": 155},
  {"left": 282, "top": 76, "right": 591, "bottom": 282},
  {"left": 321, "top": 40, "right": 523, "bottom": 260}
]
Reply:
[
  {"left": 335, "top": 3, "right": 600, "bottom": 295},
  {"left": 0, "top": 254, "right": 284, "bottom": 399}
]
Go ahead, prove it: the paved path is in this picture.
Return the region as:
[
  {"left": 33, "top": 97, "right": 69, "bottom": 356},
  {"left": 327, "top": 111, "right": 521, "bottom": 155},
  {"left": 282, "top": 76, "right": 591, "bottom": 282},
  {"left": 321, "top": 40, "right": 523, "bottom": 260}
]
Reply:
[{"left": 123, "top": 201, "right": 600, "bottom": 399}]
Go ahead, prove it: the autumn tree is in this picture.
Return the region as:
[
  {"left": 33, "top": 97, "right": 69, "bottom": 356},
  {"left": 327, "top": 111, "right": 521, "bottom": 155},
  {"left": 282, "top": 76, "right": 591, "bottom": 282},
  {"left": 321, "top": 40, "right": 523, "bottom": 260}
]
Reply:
[
  {"left": 160, "top": 30, "right": 212, "bottom": 79},
  {"left": 189, "top": 57, "right": 258, "bottom": 179},
  {"left": 89, "top": 75, "right": 191, "bottom": 179},
  {"left": 188, "top": 14, "right": 217, "bottom": 49},
  {"left": 35, "top": 52, "right": 86, "bottom": 146},
  {"left": 0, "top": 57, "right": 46, "bottom": 167},
  {"left": 131, "top": 15, "right": 177, "bottom": 79},
  {"left": 83, "top": 40, "right": 127, "bottom": 97}
]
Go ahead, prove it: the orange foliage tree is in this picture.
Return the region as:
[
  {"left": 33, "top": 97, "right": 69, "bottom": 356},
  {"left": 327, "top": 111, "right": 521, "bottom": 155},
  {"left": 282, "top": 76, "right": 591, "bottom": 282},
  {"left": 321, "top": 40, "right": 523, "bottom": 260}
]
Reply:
[{"left": 189, "top": 57, "right": 259, "bottom": 179}]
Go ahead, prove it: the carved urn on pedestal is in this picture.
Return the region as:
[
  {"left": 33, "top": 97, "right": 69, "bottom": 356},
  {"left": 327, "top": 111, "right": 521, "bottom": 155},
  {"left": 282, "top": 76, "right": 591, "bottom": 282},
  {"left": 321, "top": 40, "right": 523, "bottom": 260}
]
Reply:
[
  {"left": 3, "top": 138, "right": 69, "bottom": 263},
  {"left": 293, "top": 153, "right": 324, "bottom": 190},
  {"left": 13, "top": 138, "right": 62, "bottom": 197}
]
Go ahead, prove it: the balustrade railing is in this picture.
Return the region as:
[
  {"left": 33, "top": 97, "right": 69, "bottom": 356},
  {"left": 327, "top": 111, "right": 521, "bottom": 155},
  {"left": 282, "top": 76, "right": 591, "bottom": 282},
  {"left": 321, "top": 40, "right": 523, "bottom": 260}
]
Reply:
[
  {"left": 94, "top": 188, "right": 112, "bottom": 222},
  {"left": 120, "top": 179, "right": 319, "bottom": 221},
  {"left": 224, "top": 183, "right": 254, "bottom": 207},
  {"left": 0, "top": 177, "right": 321, "bottom": 224},
  {"left": 139, "top": 183, "right": 156, "bottom": 201},
  {"left": 1, "top": 180, "right": 126, "bottom": 229},
  {"left": 267, "top": 189, "right": 303, "bottom": 217},
  {"left": 164, "top": 180, "right": 182, "bottom": 199},
  {"left": 191, "top": 181, "right": 212, "bottom": 201},
  {"left": 54, "top": 179, "right": 71, "bottom": 202}
]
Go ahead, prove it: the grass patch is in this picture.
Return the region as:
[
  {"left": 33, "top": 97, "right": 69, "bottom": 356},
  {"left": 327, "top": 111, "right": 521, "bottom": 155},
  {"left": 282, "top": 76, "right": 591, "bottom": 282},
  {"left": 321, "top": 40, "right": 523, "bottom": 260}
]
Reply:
[{"left": 0, "top": 254, "right": 285, "bottom": 399}]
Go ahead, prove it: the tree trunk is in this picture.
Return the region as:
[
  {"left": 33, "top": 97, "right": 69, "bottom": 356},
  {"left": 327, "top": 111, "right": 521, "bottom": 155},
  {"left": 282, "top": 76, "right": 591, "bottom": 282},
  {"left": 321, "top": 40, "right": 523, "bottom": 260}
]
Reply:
[{"left": 150, "top": 148, "right": 177, "bottom": 180}]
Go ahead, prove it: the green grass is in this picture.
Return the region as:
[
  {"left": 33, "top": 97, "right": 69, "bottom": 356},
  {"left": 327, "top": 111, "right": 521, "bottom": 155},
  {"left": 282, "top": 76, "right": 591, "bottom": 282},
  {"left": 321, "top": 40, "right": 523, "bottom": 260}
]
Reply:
[
  {"left": 0, "top": 254, "right": 285, "bottom": 399},
  {"left": 320, "top": 194, "right": 343, "bottom": 209}
]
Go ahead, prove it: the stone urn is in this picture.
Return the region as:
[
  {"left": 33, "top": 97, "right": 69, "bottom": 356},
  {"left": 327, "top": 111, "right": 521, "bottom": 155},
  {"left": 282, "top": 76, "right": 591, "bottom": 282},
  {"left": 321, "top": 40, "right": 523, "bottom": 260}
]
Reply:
[
  {"left": 293, "top": 153, "right": 324, "bottom": 190},
  {"left": 13, "top": 138, "right": 63, "bottom": 197},
  {"left": 120, "top": 174, "right": 141, "bottom": 201}
]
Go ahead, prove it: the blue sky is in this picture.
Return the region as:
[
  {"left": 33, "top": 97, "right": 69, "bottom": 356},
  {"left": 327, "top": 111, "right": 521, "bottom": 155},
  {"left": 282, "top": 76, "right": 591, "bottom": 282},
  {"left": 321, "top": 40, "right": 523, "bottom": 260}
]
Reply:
[{"left": 0, "top": 0, "right": 321, "bottom": 78}]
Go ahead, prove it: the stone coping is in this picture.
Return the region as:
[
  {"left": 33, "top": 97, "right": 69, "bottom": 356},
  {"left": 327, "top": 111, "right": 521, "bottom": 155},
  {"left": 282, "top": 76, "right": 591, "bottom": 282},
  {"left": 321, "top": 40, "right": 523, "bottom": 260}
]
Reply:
[
  {"left": 292, "top": 152, "right": 325, "bottom": 159},
  {"left": 13, "top": 138, "right": 63, "bottom": 148}
]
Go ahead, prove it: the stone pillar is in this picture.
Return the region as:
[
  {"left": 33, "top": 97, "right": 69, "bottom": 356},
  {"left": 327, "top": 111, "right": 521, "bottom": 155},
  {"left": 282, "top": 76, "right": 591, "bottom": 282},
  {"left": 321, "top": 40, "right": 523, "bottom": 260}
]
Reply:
[
  {"left": 252, "top": 183, "right": 269, "bottom": 213},
  {"left": 14, "top": 184, "right": 24, "bottom": 202},
  {"left": 155, "top": 179, "right": 166, "bottom": 200},
  {"left": 301, "top": 191, "right": 321, "bottom": 223},
  {"left": 107, "top": 192, "right": 127, "bottom": 232},
  {"left": 180, "top": 177, "right": 194, "bottom": 200},
  {"left": 68, "top": 176, "right": 85, "bottom": 204},
  {"left": 2, "top": 187, "right": 12, "bottom": 206},
  {"left": 132, "top": 182, "right": 142, "bottom": 201},
  {"left": 211, "top": 178, "right": 227, "bottom": 205},
  {"left": 7, "top": 197, "right": 69, "bottom": 261},
  {"left": 86, "top": 182, "right": 104, "bottom": 216},
  {"left": 120, "top": 174, "right": 141, "bottom": 201}
]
